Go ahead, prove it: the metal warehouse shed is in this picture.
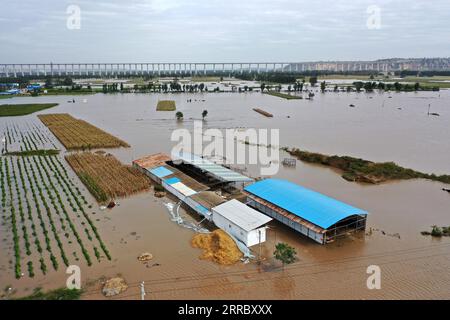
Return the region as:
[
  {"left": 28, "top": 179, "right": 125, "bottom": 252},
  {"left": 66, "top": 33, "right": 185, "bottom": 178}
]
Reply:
[
  {"left": 172, "top": 152, "right": 254, "bottom": 184},
  {"left": 244, "top": 179, "right": 368, "bottom": 244},
  {"left": 212, "top": 199, "right": 272, "bottom": 247}
]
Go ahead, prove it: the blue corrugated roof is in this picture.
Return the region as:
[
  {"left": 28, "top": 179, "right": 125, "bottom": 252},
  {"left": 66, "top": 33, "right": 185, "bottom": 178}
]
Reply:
[
  {"left": 244, "top": 179, "right": 368, "bottom": 229},
  {"left": 195, "top": 204, "right": 210, "bottom": 215},
  {"left": 164, "top": 177, "right": 181, "bottom": 185},
  {"left": 149, "top": 166, "right": 173, "bottom": 178}
]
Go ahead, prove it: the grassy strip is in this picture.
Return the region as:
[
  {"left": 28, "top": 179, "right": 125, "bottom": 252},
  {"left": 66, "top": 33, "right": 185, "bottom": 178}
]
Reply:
[
  {"left": 283, "top": 147, "right": 450, "bottom": 185},
  {"left": 11, "top": 159, "right": 32, "bottom": 256},
  {"left": 5, "top": 149, "right": 60, "bottom": 156},
  {"left": 43, "top": 88, "right": 100, "bottom": 95},
  {"left": 27, "top": 156, "right": 68, "bottom": 270},
  {"left": 0, "top": 157, "right": 6, "bottom": 211},
  {"left": 17, "top": 287, "right": 81, "bottom": 300},
  {"left": 156, "top": 100, "right": 176, "bottom": 111},
  {"left": 34, "top": 156, "right": 92, "bottom": 266},
  {"left": 17, "top": 158, "right": 44, "bottom": 256},
  {"left": 44, "top": 156, "right": 112, "bottom": 260},
  {"left": 43, "top": 155, "right": 111, "bottom": 259},
  {"left": 265, "top": 91, "right": 302, "bottom": 100},
  {"left": 4, "top": 157, "right": 22, "bottom": 278},
  {"left": 0, "top": 103, "right": 58, "bottom": 117},
  {"left": 21, "top": 157, "right": 54, "bottom": 274}
]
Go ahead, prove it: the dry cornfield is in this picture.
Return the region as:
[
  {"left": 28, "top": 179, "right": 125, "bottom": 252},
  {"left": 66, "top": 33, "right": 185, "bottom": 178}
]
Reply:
[
  {"left": 65, "top": 152, "right": 150, "bottom": 202},
  {"left": 38, "top": 113, "right": 130, "bottom": 150}
]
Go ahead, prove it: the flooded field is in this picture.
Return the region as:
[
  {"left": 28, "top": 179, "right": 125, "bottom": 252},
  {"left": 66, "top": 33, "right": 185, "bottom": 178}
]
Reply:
[{"left": 1, "top": 89, "right": 449, "bottom": 299}]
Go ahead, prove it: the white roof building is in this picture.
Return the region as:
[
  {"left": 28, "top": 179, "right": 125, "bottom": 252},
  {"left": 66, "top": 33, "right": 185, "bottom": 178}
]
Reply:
[{"left": 212, "top": 199, "right": 272, "bottom": 247}]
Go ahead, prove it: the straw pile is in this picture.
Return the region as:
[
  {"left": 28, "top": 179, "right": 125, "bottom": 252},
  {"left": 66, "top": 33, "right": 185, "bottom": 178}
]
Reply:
[{"left": 191, "top": 230, "right": 243, "bottom": 265}]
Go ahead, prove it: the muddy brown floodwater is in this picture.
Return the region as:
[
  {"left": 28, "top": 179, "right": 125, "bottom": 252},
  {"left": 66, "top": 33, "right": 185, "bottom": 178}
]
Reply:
[{"left": 1, "top": 89, "right": 449, "bottom": 299}]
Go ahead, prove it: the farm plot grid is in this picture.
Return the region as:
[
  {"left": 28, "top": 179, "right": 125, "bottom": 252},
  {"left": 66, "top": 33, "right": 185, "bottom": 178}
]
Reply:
[
  {"left": 38, "top": 113, "right": 130, "bottom": 150},
  {"left": 0, "top": 120, "right": 111, "bottom": 280},
  {"left": 65, "top": 152, "right": 150, "bottom": 203}
]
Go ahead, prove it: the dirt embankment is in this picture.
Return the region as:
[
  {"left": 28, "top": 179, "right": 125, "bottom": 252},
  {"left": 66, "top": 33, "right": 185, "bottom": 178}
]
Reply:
[
  {"left": 284, "top": 147, "right": 450, "bottom": 185},
  {"left": 191, "top": 230, "right": 243, "bottom": 265}
]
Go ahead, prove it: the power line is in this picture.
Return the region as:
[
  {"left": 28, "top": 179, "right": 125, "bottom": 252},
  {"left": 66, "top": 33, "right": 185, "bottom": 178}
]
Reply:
[
  {"left": 81, "top": 242, "right": 450, "bottom": 297},
  {"left": 81, "top": 242, "right": 450, "bottom": 295},
  {"left": 144, "top": 252, "right": 450, "bottom": 295},
  {"left": 100, "top": 252, "right": 450, "bottom": 299}
]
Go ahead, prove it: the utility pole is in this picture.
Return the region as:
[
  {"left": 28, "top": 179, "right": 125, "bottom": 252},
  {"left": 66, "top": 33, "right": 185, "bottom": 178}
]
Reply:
[
  {"left": 140, "top": 281, "right": 146, "bottom": 300},
  {"left": 258, "top": 229, "right": 262, "bottom": 264}
]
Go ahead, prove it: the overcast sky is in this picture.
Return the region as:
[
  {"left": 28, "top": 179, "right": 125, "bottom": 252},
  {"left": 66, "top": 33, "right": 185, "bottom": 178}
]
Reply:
[{"left": 0, "top": 0, "right": 449, "bottom": 63}]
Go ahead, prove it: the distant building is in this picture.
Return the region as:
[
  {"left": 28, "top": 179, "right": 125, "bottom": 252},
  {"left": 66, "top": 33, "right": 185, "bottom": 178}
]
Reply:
[
  {"left": 0, "top": 89, "right": 20, "bottom": 95},
  {"left": 26, "top": 84, "right": 41, "bottom": 91},
  {"left": 244, "top": 179, "right": 368, "bottom": 244}
]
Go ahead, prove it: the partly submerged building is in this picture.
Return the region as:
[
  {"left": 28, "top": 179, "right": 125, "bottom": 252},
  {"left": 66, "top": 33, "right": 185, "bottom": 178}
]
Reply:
[
  {"left": 171, "top": 152, "right": 254, "bottom": 188},
  {"left": 244, "top": 179, "right": 368, "bottom": 244},
  {"left": 132, "top": 153, "right": 272, "bottom": 246},
  {"left": 212, "top": 199, "right": 272, "bottom": 247}
]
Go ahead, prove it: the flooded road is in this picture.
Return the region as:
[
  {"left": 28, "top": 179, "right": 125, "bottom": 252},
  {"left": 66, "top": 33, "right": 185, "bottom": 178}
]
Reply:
[{"left": 1, "top": 89, "right": 449, "bottom": 299}]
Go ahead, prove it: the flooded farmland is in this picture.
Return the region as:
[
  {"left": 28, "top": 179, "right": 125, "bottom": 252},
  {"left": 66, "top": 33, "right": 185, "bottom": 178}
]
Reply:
[{"left": 1, "top": 89, "right": 449, "bottom": 299}]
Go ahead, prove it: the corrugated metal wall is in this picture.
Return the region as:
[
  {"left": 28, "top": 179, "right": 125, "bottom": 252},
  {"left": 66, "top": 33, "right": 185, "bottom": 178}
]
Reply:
[{"left": 247, "top": 197, "right": 324, "bottom": 244}]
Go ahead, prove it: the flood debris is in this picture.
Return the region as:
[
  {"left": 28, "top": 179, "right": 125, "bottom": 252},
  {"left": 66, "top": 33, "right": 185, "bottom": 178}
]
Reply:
[
  {"left": 442, "top": 188, "right": 450, "bottom": 193},
  {"left": 191, "top": 229, "right": 243, "bottom": 265},
  {"left": 154, "top": 184, "right": 166, "bottom": 198},
  {"left": 146, "top": 263, "right": 161, "bottom": 269},
  {"left": 253, "top": 108, "right": 273, "bottom": 117},
  {"left": 107, "top": 200, "right": 116, "bottom": 209},
  {"left": 137, "top": 252, "right": 153, "bottom": 262},
  {"left": 154, "top": 191, "right": 166, "bottom": 198},
  {"left": 367, "top": 227, "right": 401, "bottom": 239},
  {"left": 102, "top": 277, "right": 128, "bottom": 297},
  {"left": 282, "top": 158, "right": 296, "bottom": 167}
]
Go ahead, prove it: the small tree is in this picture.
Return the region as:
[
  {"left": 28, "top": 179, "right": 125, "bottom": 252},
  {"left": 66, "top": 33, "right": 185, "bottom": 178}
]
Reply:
[
  {"left": 320, "top": 81, "right": 326, "bottom": 93},
  {"left": 309, "top": 76, "right": 318, "bottom": 87},
  {"left": 175, "top": 111, "right": 184, "bottom": 120},
  {"left": 431, "top": 225, "right": 443, "bottom": 237},
  {"left": 260, "top": 83, "right": 266, "bottom": 92},
  {"left": 273, "top": 242, "right": 296, "bottom": 269},
  {"left": 202, "top": 110, "right": 208, "bottom": 119}
]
